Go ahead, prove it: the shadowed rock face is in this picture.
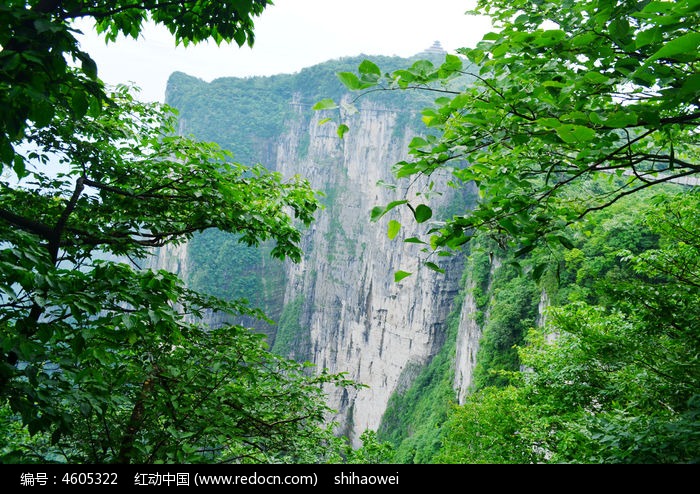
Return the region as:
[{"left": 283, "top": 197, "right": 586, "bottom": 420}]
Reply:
[{"left": 157, "top": 60, "right": 476, "bottom": 445}]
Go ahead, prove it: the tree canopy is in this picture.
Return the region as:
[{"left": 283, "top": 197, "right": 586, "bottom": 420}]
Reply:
[
  {"left": 0, "top": 1, "right": 364, "bottom": 463},
  {"left": 326, "top": 0, "right": 699, "bottom": 274},
  {"left": 1, "top": 0, "right": 271, "bottom": 176},
  {"left": 317, "top": 0, "right": 699, "bottom": 464},
  {"left": 438, "top": 189, "right": 700, "bottom": 463}
]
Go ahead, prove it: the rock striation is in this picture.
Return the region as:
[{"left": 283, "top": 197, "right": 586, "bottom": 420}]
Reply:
[{"left": 158, "top": 57, "right": 477, "bottom": 445}]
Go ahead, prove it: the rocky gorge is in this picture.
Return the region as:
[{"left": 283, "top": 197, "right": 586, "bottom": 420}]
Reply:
[{"left": 150, "top": 52, "right": 513, "bottom": 447}]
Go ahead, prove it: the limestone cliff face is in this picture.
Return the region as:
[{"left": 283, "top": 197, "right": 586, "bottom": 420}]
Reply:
[
  {"left": 275, "top": 96, "right": 466, "bottom": 442},
  {"left": 161, "top": 62, "right": 474, "bottom": 445}
]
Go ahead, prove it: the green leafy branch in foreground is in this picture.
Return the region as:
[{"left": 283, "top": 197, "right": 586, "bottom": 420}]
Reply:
[
  {"left": 0, "top": 0, "right": 273, "bottom": 170},
  {"left": 315, "top": 0, "right": 700, "bottom": 281},
  {"left": 0, "top": 84, "right": 360, "bottom": 463}
]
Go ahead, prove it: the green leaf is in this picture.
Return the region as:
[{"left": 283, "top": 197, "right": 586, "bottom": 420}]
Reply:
[
  {"left": 589, "top": 112, "right": 606, "bottom": 125},
  {"left": 554, "top": 235, "right": 575, "bottom": 249},
  {"left": 34, "top": 18, "right": 54, "bottom": 34},
  {"left": 498, "top": 217, "right": 517, "bottom": 235},
  {"left": 571, "top": 32, "right": 597, "bottom": 47},
  {"left": 12, "top": 155, "right": 27, "bottom": 179},
  {"left": 81, "top": 56, "right": 98, "bottom": 80},
  {"left": 583, "top": 72, "right": 609, "bottom": 84},
  {"left": 446, "top": 235, "right": 470, "bottom": 249},
  {"left": 680, "top": 73, "right": 700, "bottom": 96},
  {"left": 533, "top": 29, "right": 566, "bottom": 47},
  {"left": 555, "top": 124, "right": 596, "bottom": 143},
  {"left": 337, "top": 124, "right": 349, "bottom": 139},
  {"left": 371, "top": 200, "right": 408, "bottom": 221},
  {"left": 514, "top": 244, "right": 535, "bottom": 258},
  {"left": 376, "top": 179, "right": 397, "bottom": 190},
  {"left": 358, "top": 60, "right": 381, "bottom": 76},
  {"left": 232, "top": 29, "right": 246, "bottom": 47},
  {"left": 337, "top": 72, "right": 362, "bottom": 90},
  {"left": 604, "top": 111, "right": 638, "bottom": 128},
  {"left": 387, "top": 220, "right": 401, "bottom": 240},
  {"left": 532, "top": 262, "right": 547, "bottom": 282},
  {"left": 646, "top": 32, "right": 700, "bottom": 62},
  {"left": 635, "top": 27, "right": 663, "bottom": 49},
  {"left": 31, "top": 100, "right": 55, "bottom": 128},
  {"left": 424, "top": 262, "right": 445, "bottom": 274},
  {"left": 391, "top": 69, "right": 415, "bottom": 84},
  {"left": 312, "top": 98, "right": 338, "bottom": 111},
  {"left": 404, "top": 237, "right": 427, "bottom": 245},
  {"left": 408, "top": 136, "right": 430, "bottom": 149},
  {"left": 71, "top": 91, "right": 89, "bottom": 118},
  {"left": 609, "top": 19, "right": 630, "bottom": 40},
  {"left": 414, "top": 204, "right": 432, "bottom": 223},
  {"left": 441, "top": 54, "right": 463, "bottom": 72},
  {"left": 394, "top": 270, "right": 412, "bottom": 282},
  {"left": 537, "top": 117, "right": 561, "bottom": 128},
  {"left": 370, "top": 206, "right": 386, "bottom": 221}
]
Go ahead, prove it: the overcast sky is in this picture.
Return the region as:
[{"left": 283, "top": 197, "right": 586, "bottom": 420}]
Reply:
[{"left": 74, "top": 0, "right": 493, "bottom": 103}]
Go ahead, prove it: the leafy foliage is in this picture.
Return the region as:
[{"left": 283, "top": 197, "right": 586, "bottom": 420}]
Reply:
[
  {"left": 437, "top": 385, "right": 539, "bottom": 464},
  {"left": 471, "top": 263, "right": 538, "bottom": 389},
  {"left": 0, "top": 83, "right": 359, "bottom": 463},
  {"left": 1, "top": 0, "right": 272, "bottom": 175},
  {"left": 4, "top": 85, "right": 318, "bottom": 262},
  {"left": 0, "top": 1, "right": 365, "bottom": 463},
  {"left": 438, "top": 190, "right": 700, "bottom": 463},
  {"left": 341, "top": 430, "right": 394, "bottom": 464},
  {"left": 326, "top": 0, "right": 699, "bottom": 272}
]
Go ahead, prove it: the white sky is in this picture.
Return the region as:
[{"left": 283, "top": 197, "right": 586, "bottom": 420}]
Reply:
[{"left": 74, "top": 0, "right": 493, "bottom": 103}]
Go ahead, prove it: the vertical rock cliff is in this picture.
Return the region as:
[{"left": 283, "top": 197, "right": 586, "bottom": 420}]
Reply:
[
  {"left": 160, "top": 56, "right": 476, "bottom": 445},
  {"left": 275, "top": 95, "right": 467, "bottom": 442},
  {"left": 453, "top": 256, "right": 502, "bottom": 404}
]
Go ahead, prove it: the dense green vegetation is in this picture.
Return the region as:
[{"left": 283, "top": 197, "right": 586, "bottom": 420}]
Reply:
[
  {"left": 445, "top": 189, "right": 699, "bottom": 463},
  {"left": 470, "top": 261, "right": 539, "bottom": 389},
  {"left": 3, "top": 0, "right": 698, "bottom": 465},
  {"left": 331, "top": 0, "right": 699, "bottom": 463},
  {"left": 0, "top": 0, "right": 366, "bottom": 464},
  {"left": 378, "top": 186, "right": 700, "bottom": 463}
]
